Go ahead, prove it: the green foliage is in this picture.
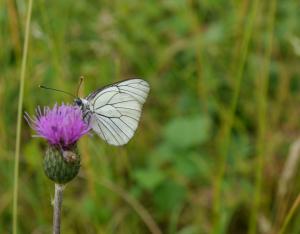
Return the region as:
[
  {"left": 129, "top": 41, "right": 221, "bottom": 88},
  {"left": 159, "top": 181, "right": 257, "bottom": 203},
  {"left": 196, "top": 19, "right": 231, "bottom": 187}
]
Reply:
[
  {"left": 133, "top": 168, "right": 165, "bottom": 190},
  {"left": 1, "top": 0, "right": 300, "bottom": 233},
  {"left": 164, "top": 115, "right": 211, "bottom": 149},
  {"left": 154, "top": 180, "right": 186, "bottom": 214}
]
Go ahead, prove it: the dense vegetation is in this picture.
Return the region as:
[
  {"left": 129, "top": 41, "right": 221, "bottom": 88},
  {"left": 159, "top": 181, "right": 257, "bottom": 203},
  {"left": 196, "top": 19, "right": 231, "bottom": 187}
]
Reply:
[{"left": 1, "top": 0, "right": 300, "bottom": 233}]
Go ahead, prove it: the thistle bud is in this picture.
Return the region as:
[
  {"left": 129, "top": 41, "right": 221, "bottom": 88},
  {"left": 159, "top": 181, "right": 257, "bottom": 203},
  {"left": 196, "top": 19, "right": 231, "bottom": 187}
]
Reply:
[
  {"left": 43, "top": 145, "right": 81, "bottom": 184},
  {"left": 25, "top": 104, "right": 90, "bottom": 184}
]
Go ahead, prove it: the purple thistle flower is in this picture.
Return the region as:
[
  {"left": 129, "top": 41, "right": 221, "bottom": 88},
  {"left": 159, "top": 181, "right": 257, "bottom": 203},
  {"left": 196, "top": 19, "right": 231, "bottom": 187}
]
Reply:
[{"left": 25, "top": 104, "right": 90, "bottom": 148}]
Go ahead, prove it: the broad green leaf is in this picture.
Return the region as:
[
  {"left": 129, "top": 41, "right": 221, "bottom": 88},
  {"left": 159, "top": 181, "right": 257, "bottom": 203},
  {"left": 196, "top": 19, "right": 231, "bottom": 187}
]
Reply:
[
  {"left": 154, "top": 180, "right": 186, "bottom": 213},
  {"left": 148, "top": 143, "right": 174, "bottom": 167},
  {"left": 133, "top": 168, "right": 165, "bottom": 190},
  {"left": 164, "top": 115, "right": 211, "bottom": 149}
]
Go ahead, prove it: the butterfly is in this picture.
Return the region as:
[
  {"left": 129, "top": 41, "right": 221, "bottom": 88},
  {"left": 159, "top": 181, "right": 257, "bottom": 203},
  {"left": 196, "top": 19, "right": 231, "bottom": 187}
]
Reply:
[{"left": 73, "top": 79, "right": 150, "bottom": 146}]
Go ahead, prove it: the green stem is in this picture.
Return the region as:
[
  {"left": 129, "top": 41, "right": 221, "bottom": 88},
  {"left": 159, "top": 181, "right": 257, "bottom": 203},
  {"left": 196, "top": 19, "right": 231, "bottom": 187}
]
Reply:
[
  {"left": 278, "top": 194, "right": 300, "bottom": 234},
  {"left": 248, "top": 1, "right": 277, "bottom": 233},
  {"left": 12, "top": 0, "right": 33, "bottom": 233},
  {"left": 212, "top": 1, "right": 259, "bottom": 232}
]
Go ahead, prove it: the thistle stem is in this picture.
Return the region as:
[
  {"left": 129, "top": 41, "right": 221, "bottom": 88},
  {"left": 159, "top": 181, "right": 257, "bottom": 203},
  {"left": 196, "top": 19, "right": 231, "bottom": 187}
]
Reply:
[{"left": 53, "top": 184, "right": 64, "bottom": 234}]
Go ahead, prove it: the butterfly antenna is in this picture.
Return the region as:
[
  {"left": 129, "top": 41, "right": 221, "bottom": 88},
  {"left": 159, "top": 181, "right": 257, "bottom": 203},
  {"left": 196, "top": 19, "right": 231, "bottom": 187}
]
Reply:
[
  {"left": 76, "top": 76, "right": 84, "bottom": 97},
  {"left": 39, "top": 85, "right": 76, "bottom": 98}
]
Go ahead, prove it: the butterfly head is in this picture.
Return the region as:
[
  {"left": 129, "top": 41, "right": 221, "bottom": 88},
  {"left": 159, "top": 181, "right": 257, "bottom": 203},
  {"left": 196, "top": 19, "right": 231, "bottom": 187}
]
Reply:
[
  {"left": 74, "top": 98, "right": 83, "bottom": 106},
  {"left": 74, "top": 98, "right": 89, "bottom": 108}
]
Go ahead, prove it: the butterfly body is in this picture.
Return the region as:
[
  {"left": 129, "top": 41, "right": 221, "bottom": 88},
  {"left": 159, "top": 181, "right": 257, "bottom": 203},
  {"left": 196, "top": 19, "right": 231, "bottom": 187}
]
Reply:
[
  {"left": 74, "top": 98, "right": 92, "bottom": 123},
  {"left": 74, "top": 79, "right": 150, "bottom": 146}
]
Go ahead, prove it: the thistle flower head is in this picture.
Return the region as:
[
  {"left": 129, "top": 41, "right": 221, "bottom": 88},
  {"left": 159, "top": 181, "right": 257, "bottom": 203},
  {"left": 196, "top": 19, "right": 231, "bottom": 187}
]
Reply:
[{"left": 25, "top": 103, "right": 90, "bottom": 148}]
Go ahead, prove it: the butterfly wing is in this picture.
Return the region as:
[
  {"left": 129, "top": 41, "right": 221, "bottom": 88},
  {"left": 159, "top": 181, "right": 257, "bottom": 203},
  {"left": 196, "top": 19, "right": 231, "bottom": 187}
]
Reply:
[{"left": 87, "top": 79, "right": 150, "bottom": 146}]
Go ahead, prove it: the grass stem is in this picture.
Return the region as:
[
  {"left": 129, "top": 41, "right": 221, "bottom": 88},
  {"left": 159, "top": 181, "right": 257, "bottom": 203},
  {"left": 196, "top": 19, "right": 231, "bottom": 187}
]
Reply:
[
  {"left": 278, "top": 193, "right": 300, "bottom": 234},
  {"left": 99, "top": 178, "right": 162, "bottom": 234},
  {"left": 212, "top": 0, "right": 259, "bottom": 232},
  {"left": 12, "top": 0, "right": 33, "bottom": 233},
  {"left": 248, "top": 1, "right": 277, "bottom": 233}
]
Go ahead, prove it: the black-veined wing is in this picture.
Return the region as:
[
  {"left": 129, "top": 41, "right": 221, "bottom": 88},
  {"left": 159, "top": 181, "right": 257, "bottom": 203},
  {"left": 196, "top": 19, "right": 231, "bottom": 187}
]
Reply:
[{"left": 87, "top": 79, "right": 150, "bottom": 146}]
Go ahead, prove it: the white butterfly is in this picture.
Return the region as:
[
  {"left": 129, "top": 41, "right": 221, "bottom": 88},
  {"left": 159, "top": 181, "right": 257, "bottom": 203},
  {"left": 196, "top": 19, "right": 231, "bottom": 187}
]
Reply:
[{"left": 74, "top": 78, "right": 150, "bottom": 146}]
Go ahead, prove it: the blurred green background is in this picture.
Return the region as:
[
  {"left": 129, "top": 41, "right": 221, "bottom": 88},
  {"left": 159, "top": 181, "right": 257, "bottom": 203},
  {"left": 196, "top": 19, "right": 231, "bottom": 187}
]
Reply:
[{"left": 1, "top": 0, "right": 300, "bottom": 233}]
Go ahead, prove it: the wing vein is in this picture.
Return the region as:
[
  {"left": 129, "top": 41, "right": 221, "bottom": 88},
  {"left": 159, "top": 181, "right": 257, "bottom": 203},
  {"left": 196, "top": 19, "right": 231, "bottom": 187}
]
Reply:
[
  {"left": 97, "top": 118, "right": 120, "bottom": 145},
  {"left": 118, "top": 84, "right": 148, "bottom": 94},
  {"left": 97, "top": 122, "right": 107, "bottom": 142},
  {"left": 87, "top": 78, "right": 149, "bottom": 145},
  {"left": 98, "top": 116, "right": 126, "bottom": 142}
]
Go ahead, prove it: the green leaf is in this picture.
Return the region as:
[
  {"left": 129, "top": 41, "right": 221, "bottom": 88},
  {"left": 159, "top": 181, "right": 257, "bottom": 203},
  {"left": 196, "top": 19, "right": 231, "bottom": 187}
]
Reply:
[
  {"left": 133, "top": 168, "right": 165, "bottom": 190},
  {"left": 164, "top": 115, "right": 211, "bottom": 149},
  {"left": 174, "top": 153, "right": 199, "bottom": 179},
  {"left": 174, "top": 151, "right": 213, "bottom": 182},
  {"left": 148, "top": 143, "right": 174, "bottom": 167},
  {"left": 154, "top": 180, "right": 186, "bottom": 213}
]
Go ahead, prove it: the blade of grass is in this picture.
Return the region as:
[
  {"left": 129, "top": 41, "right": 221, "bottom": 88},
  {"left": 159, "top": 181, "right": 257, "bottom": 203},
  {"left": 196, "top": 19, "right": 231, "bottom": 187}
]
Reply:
[
  {"left": 275, "top": 138, "right": 300, "bottom": 230},
  {"left": 98, "top": 178, "right": 162, "bottom": 234},
  {"left": 278, "top": 193, "right": 300, "bottom": 234},
  {"left": 212, "top": 0, "right": 259, "bottom": 232},
  {"left": 7, "top": 0, "right": 21, "bottom": 57},
  {"left": 36, "top": 0, "right": 65, "bottom": 81},
  {"left": 12, "top": 0, "right": 33, "bottom": 233},
  {"left": 248, "top": 1, "right": 277, "bottom": 233}
]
